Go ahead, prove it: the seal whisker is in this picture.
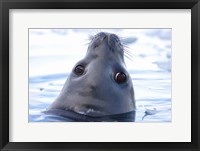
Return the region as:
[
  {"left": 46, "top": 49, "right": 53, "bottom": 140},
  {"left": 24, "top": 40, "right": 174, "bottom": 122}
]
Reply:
[
  {"left": 88, "top": 34, "right": 94, "bottom": 41},
  {"left": 124, "top": 48, "right": 133, "bottom": 56},
  {"left": 94, "top": 29, "right": 103, "bottom": 36},
  {"left": 124, "top": 53, "right": 134, "bottom": 61},
  {"left": 88, "top": 29, "right": 101, "bottom": 41},
  {"left": 88, "top": 29, "right": 105, "bottom": 41},
  {"left": 124, "top": 50, "right": 134, "bottom": 59},
  {"left": 124, "top": 46, "right": 138, "bottom": 58},
  {"left": 124, "top": 49, "right": 135, "bottom": 61}
]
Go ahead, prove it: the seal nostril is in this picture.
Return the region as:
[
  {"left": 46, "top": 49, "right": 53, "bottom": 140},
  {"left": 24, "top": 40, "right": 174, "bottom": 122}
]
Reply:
[
  {"left": 92, "top": 32, "right": 108, "bottom": 49},
  {"left": 110, "top": 34, "right": 120, "bottom": 42},
  {"left": 97, "top": 32, "right": 107, "bottom": 38},
  {"left": 93, "top": 40, "right": 100, "bottom": 48},
  {"left": 107, "top": 34, "right": 122, "bottom": 51},
  {"left": 103, "top": 35, "right": 107, "bottom": 40}
]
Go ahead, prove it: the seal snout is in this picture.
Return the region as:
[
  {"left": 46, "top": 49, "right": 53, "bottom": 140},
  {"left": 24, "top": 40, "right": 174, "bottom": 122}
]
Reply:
[
  {"left": 107, "top": 34, "right": 122, "bottom": 51},
  {"left": 91, "top": 32, "right": 122, "bottom": 51}
]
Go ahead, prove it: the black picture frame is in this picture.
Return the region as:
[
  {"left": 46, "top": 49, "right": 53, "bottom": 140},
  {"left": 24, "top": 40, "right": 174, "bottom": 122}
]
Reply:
[{"left": 0, "top": 0, "right": 199, "bottom": 151}]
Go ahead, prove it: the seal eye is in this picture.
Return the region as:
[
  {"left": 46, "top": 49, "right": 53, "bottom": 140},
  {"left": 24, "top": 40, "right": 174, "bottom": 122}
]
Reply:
[
  {"left": 74, "top": 65, "right": 84, "bottom": 75},
  {"left": 115, "top": 72, "right": 127, "bottom": 83}
]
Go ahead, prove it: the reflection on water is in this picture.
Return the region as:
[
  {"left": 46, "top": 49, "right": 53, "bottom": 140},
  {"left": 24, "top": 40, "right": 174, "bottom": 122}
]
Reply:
[{"left": 29, "top": 29, "right": 171, "bottom": 122}]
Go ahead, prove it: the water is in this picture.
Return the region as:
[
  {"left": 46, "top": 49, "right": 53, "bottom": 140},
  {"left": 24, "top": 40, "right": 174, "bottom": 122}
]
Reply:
[{"left": 29, "top": 29, "right": 171, "bottom": 122}]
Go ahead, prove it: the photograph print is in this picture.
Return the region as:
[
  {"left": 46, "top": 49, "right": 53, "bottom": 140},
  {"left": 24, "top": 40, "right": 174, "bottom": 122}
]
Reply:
[{"left": 29, "top": 29, "right": 171, "bottom": 122}]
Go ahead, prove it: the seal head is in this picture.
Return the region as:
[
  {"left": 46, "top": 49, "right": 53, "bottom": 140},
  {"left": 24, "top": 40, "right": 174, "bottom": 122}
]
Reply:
[{"left": 46, "top": 32, "right": 136, "bottom": 121}]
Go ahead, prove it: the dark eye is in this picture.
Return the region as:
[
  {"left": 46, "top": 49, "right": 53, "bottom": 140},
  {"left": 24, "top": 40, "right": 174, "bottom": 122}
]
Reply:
[
  {"left": 115, "top": 72, "right": 127, "bottom": 83},
  {"left": 74, "top": 65, "right": 84, "bottom": 75}
]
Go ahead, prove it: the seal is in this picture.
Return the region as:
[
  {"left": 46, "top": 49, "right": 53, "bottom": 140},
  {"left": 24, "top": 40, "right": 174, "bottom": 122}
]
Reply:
[{"left": 44, "top": 32, "right": 136, "bottom": 122}]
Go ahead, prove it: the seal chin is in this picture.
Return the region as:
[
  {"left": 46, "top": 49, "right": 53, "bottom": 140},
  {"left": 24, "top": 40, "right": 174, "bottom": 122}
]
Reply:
[
  {"left": 46, "top": 32, "right": 136, "bottom": 121},
  {"left": 74, "top": 108, "right": 103, "bottom": 117}
]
